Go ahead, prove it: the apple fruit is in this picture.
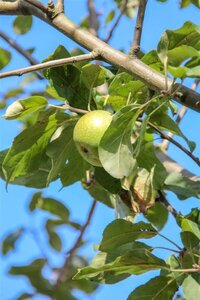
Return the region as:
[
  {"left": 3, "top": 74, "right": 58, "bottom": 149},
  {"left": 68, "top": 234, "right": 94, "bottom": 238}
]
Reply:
[{"left": 73, "top": 110, "right": 112, "bottom": 166}]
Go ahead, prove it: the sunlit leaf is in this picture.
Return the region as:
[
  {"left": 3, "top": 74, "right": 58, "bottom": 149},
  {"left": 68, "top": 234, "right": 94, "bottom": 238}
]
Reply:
[
  {"left": 181, "top": 218, "right": 200, "bottom": 240},
  {"left": 2, "top": 109, "right": 65, "bottom": 183},
  {"left": 4, "top": 96, "right": 48, "bottom": 120},
  {"left": 13, "top": 16, "right": 32, "bottom": 34},
  {"left": 99, "top": 104, "right": 142, "bottom": 179}
]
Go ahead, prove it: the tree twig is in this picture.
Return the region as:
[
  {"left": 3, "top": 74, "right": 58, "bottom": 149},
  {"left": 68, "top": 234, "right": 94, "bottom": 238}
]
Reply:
[
  {"left": 158, "top": 233, "right": 182, "bottom": 251},
  {"left": 104, "top": 0, "right": 128, "bottom": 43},
  {"left": 56, "top": 199, "right": 97, "bottom": 284},
  {"left": 0, "top": 51, "right": 99, "bottom": 79},
  {"left": 148, "top": 121, "right": 200, "bottom": 167},
  {"left": 87, "top": 0, "right": 99, "bottom": 36},
  {"left": 49, "top": 104, "right": 88, "bottom": 115},
  {"left": 130, "top": 0, "right": 148, "bottom": 56},
  {"left": 0, "top": 30, "right": 44, "bottom": 80},
  {"left": 0, "top": 0, "right": 200, "bottom": 112},
  {"left": 56, "top": 0, "right": 64, "bottom": 13}
]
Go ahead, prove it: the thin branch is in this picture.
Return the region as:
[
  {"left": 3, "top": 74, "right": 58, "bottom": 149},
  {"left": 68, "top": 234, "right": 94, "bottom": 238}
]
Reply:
[
  {"left": 0, "top": 30, "right": 44, "bottom": 79},
  {"left": 87, "top": 0, "right": 99, "bottom": 36},
  {"left": 157, "top": 192, "right": 178, "bottom": 218},
  {"left": 170, "top": 266, "right": 200, "bottom": 273},
  {"left": 0, "top": 1, "right": 200, "bottom": 112},
  {"left": 56, "top": 0, "right": 64, "bottom": 13},
  {"left": 148, "top": 121, "right": 200, "bottom": 167},
  {"left": 104, "top": 0, "right": 128, "bottom": 43},
  {"left": 161, "top": 79, "right": 200, "bottom": 151},
  {"left": 151, "top": 246, "right": 180, "bottom": 253},
  {"left": 0, "top": 51, "right": 99, "bottom": 79},
  {"left": 158, "top": 233, "right": 182, "bottom": 251},
  {"left": 130, "top": 0, "right": 148, "bottom": 56},
  {"left": 49, "top": 104, "right": 88, "bottom": 115},
  {"left": 56, "top": 199, "right": 97, "bottom": 284}
]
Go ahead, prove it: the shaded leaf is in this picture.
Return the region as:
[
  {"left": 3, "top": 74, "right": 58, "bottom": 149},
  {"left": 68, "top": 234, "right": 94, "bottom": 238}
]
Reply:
[
  {"left": 99, "top": 219, "right": 157, "bottom": 252},
  {"left": 94, "top": 167, "right": 121, "bottom": 194},
  {"left": 46, "top": 119, "right": 89, "bottom": 186},
  {"left": 81, "top": 64, "right": 113, "bottom": 89},
  {"left": 43, "top": 45, "right": 91, "bottom": 110},
  {"left": 145, "top": 202, "right": 168, "bottom": 230},
  {"left": 181, "top": 231, "right": 199, "bottom": 249},
  {"left": 0, "top": 48, "right": 11, "bottom": 70},
  {"left": 1, "top": 228, "right": 24, "bottom": 255},
  {"left": 128, "top": 276, "right": 178, "bottom": 300},
  {"left": 164, "top": 173, "right": 200, "bottom": 199},
  {"left": 9, "top": 259, "right": 52, "bottom": 295},
  {"left": 46, "top": 219, "right": 62, "bottom": 252},
  {"left": 74, "top": 248, "right": 167, "bottom": 280},
  {"left": 150, "top": 112, "right": 195, "bottom": 152},
  {"left": 29, "top": 192, "right": 70, "bottom": 222}
]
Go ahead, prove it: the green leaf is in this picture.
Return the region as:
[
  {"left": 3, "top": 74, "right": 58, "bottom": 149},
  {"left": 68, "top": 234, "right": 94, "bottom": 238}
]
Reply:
[
  {"left": 183, "top": 275, "right": 200, "bottom": 300},
  {"left": 127, "top": 276, "right": 178, "bottom": 300},
  {"left": 43, "top": 45, "right": 91, "bottom": 110},
  {"left": 157, "top": 32, "right": 169, "bottom": 67},
  {"left": 99, "top": 219, "right": 157, "bottom": 252},
  {"left": 0, "top": 48, "right": 11, "bottom": 70},
  {"left": 46, "top": 220, "right": 62, "bottom": 251},
  {"left": 1, "top": 228, "right": 24, "bottom": 255},
  {"left": 109, "top": 73, "right": 144, "bottom": 99},
  {"left": 29, "top": 192, "right": 70, "bottom": 222},
  {"left": 2, "top": 109, "right": 64, "bottom": 183},
  {"left": 164, "top": 173, "right": 200, "bottom": 199},
  {"left": 105, "top": 10, "right": 115, "bottom": 24},
  {"left": 157, "top": 21, "right": 200, "bottom": 76},
  {"left": 99, "top": 104, "right": 141, "bottom": 179},
  {"left": 17, "top": 293, "right": 34, "bottom": 300},
  {"left": 13, "top": 16, "right": 32, "bottom": 35},
  {"left": 46, "top": 119, "right": 89, "bottom": 186},
  {"left": 0, "top": 149, "right": 53, "bottom": 188},
  {"left": 4, "top": 96, "right": 48, "bottom": 120},
  {"left": 137, "top": 140, "right": 168, "bottom": 188},
  {"left": 145, "top": 202, "right": 168, "bottom": 230},
  {"left": 9, "top": 259, "right": 52, "bottom": 295},
  {"left": 74, "top": 248, "right": 167, "bottom": 280},
  {"left": 142, "top": 50, "right": 164, "bottom": 73},
  {"left": 181, "top": 218, "right": 200, "bottom": 240},
  {"left": 84, "top": 181, "right": 114, "bottom": 208},
  {"left": 94, "top": 167, "right": 121, "bottom": 194},
  {"left": 150, "top": 112, "right": 195, "bottom": 152},
  {"left": 181, "top": 231, "right": 199, "bottom": 249},
  {"left": 81, "top": 64, "right": 114, "bottom": 89}
]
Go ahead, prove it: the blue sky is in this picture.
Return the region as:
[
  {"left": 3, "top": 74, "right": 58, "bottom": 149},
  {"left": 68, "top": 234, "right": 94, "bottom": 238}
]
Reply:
[{"left": 0, "top": 1, "right": 200, "bottom": 300}]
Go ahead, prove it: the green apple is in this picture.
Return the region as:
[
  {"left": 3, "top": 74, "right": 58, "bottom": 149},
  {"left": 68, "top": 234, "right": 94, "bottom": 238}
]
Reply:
[{"left": 73, "top": 110, "right": 112, "bottom": 167}]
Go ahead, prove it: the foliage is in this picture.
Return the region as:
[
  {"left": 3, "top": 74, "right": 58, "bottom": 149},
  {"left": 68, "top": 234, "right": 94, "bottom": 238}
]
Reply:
[{"left": 0, "top": 1, "right": 200, "bottom": 300}]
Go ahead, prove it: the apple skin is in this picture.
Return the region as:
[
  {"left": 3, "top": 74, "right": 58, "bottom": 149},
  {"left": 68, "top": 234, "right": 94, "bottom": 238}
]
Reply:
[{"left": 73, "top": 110, "right": 112, "bottom": 167}]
